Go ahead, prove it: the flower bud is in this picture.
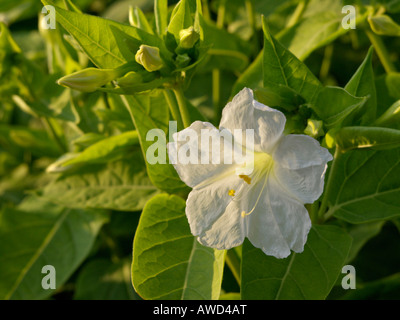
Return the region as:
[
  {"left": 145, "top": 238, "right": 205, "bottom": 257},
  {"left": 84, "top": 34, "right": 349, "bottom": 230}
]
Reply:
[
  {"left": 179, "top": 26, "right": 200, "bottom": 49},
  {"left": 304, "top": 119, "right": 324, "bottom": 138},
  {"left": 135, "top": 45, "right": 164, "bottom": 72},
  {"left": 116, "top": 71, "right": 143, "bottom": 87},
  {"left": 57, "top": 68, "right": 120, "bottom": 92},
  {"left": 175, "top": 53, "right": 191, "bottom": 68}
]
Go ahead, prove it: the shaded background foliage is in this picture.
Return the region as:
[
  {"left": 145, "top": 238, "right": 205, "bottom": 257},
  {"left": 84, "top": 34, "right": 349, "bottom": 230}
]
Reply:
[{"left": 0, "top": 0, "right": 400, "bottom": 300}]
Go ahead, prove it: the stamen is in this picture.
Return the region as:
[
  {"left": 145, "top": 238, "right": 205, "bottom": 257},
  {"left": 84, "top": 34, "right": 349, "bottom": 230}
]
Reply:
[
  {"left": 239, "top": 174, "right": 251, "bottom": 184},
  {"left": 228, "top": 189, "right": 236, "bottom": 197},
  {"left": 241, "top": 175, "right": 268, "bottom": 218}
]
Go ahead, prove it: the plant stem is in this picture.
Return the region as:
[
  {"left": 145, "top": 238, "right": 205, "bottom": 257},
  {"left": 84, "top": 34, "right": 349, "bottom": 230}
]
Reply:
[
  {"left": 245, "top": 0, "right": 260, "bottom": 57},
  {"left": 212, "top": 68, "right": 221, "bottom": 124},
  {"left": 201, "top": 0, "right": 211, "bottom": 21},
  {"left": 225, "top": 249, "right": 241, "bottom": 286},
  {"left": 317, "top": 148, "right": 340, "bottom": 223},
  {"left": 212, "top": 0, "right": 227, "bottom": 124},
  {"left": 163, "top": 89, "right": 184, "bottom": 131},
  {"left": 287, "top": 0, "right": 308, "bottom": 28},
  {"left": 173, "top": 86, "right": 191, "bottom": 128},
  {"left": 366, "top": 30, "right": 397, "bottom": 73}
]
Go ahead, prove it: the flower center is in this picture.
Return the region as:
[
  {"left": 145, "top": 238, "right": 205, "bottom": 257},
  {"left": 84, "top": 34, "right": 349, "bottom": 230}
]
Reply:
[{"left": 228, "top": 152, "right": 274, "bottom": 218}]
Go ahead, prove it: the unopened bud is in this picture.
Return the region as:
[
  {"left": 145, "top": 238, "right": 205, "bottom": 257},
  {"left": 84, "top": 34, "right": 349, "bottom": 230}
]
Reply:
[
  {"left": 135, "top": 45, "right": 164, "bottom": 72},
  {"left": 304, "top": 119, "right": 324, "bottom": 138},
  {"left": 117, "top": 71, "right": 143, "bottom": 87},
  {"left": 57, "top": 68, "right": 120, "bottom": 92},
  {"left": 179, "top": 26, "right": 200, "bottom": 49},
  {"left": 175, "top": 54, "right": 191, "bottom": 68}
]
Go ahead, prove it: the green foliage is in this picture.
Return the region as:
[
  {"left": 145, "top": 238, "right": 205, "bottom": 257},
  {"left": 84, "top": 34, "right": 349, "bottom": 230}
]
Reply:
[{"left": 1, "top": 0, "right": 400, "bottom": 301}]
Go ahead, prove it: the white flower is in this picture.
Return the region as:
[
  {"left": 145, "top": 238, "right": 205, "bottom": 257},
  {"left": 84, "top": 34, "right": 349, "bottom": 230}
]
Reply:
[{"left": 167, "top": 88, "right": 333, "bottom": 259}]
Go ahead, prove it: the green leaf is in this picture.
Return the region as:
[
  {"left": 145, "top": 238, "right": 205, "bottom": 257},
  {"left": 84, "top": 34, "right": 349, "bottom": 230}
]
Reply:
[
  {"left": 155, "top": 0, "right": 168, "bottom": 36},
  {"left": 41, "top": 1, "right": 167, "bottom": 69},
  {"left": 368, "top": 14, "right": 400, "bottom": 37},
  {"left": 167, "top": 0, "right": 193, "bottom": 42},
  {"left": 311, "top": 87, "right": 368, "bottom": 129},
  {"left": 122, "top": 92, "right": 189, "bottom": 194},
  {"left": 41, "top": 157, "right": 159, "bottom": 212},
  {"left": 326, "top": 147, "right": 400, "bottom": 223},
  {"left": 278, "top": 10, "right": 351, "bottom": 61},
  {"left": 74, "top": 258, "right": 138, "bottom": 300},
  {"left": 344, "top": 47, "right": 377, "bottom": 125},
  {"left": 335, "top": 126, "right": 400, "bottom": 152},
  {"left": 241, "top": 225, "right": 352, "bottom": 300},
  {"left": 262, "top": 18, "right": 323, "bottom": 103},
  {"left": 63, "top": 131, "right": 140, "bottom": 166},
  {"left": 132, "top": 194, "right": 225, "bottom": 300},
  {"left": 0, "top": 196, "right": 107, "bottom": 300}
]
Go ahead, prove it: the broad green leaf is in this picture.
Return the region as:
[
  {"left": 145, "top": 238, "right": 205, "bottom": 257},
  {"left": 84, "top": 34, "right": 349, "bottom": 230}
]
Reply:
[
  {"left": 122, "top": 92, "right": 188, "bottom": 194},
  {"left": 345, "top": 47, "right": 377, "bottom": 125},
  {"left": 41, "top": 157, "right": 159, "bottom": 212},
  {"left": 368, "top": 14, "right": 400, "bottom": 36},
  {"left": 254, "top": 85, "right": 305, "bottom": 112},
  {"left": 335, "top": 126, "right": 400, "bottom": 152},
  {"left": 63, "top": 131, "right": 139, "bottom": 166},
  {"left": 262, "top": 18, "right": 323, "bottom": 103},
  {"left": 326, "top": 147, "right": 400, "bottom": 223},
  {"left": 241, "top": 225, "right": 352, "bottom": 300},
  {"left": 0, "top": 196, "right": 107, "bottom": 300},
  {"left": 74, "top": 258, "right": 138, "bottom": 300},
  {"left": 278, "top": 11, "right": 350, "bottom": 61},
  {"left": 41, "top": 1, "right": 167, "bottom": 69},
  {"left": 132, "top": 194, "right": 225, "bottom": 300},
  {"left": 311, "top": 87, "right": 368, "bottom": 129}
]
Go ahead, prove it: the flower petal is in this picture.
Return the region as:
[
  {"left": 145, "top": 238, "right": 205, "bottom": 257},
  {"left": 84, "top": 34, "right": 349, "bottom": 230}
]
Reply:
[
  {"left": 273, "top": 163, "right": 329, "bottom": 204},
  {"left": 219, "top": 88, "right": 286, "bottom": 153},
  {"left": 167, "top": 121, "right": 239, "bottom": 188},
  {"left": 245, "top": 175, "right": 311, "bottom": 259},
  {"left": 185, "top": 173, "right": 243, "bottom": 236},
  {"left": 273, "top": 134, "right": 333, "bottom": 170}
]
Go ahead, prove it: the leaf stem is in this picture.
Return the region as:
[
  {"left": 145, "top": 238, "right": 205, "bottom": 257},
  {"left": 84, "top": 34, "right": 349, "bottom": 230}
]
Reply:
[
  {"left": 317, "top": 148, "right": 340, "bottom": 223},
  {"left": 225, "top": 249, "right": 241, "bottom": 286},
  {"left": 212, "top": 0, "right": 227, "bottom": 124},
  {"left": 286, "top": 0, "right": 309, "bottom": 28},
  {"left": 173, "top": 86, "right": 191, "bottom": 128},
  {"left": 366, "top": 30, "right": 397, "bottom": 73},
  {"left": 163, "top": 89, "right": 184, "bottom": 131}
]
